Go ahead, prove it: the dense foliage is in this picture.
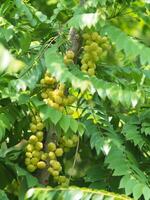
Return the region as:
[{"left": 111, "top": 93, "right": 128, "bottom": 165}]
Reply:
[{"left": 0, "top": 0, "right": 150, "bottom": 199}]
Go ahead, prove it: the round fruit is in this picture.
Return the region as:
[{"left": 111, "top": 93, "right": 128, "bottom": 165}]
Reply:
[
  {"left": 26, "top": 144, "right": 34, "bottom": 152},
  {"left": 41, "top": 153, "right": 48, "bottom": 161},
  {"left": 72, "top": 135, "right": 79, "bottom": 143},
  {"left": 35, "top": 142, "right": 43, "bottom": 151},
  {"left": 30, "top": 124, "right": 37, "bottom": 133},
  {"left": 55, "top": 148, "right": 63, "bottom": 157},
  {"left": 32, "top": 150, "right": 41, "bottom": 158},
  {"left": 48, "top": 142, "right": 56, "bottom": 151},
  {"left": 48, "top": 167, "right": 53, "bottom": 174},
  {"left": 37, "top": 161, "right": 46, "bottom": 169},
  {"left": 50, "top": 160, "right": 61, "bottom": 171},
  {"left": 27, "top": 164, "right": 36, "bottom": 172},
  {"left": 29, "top": 135, "right": 38, "bottom": 143},
  {"left": 49, "top": 152, "right": 56, "bottom": 160},
  {"left": 31, "top": 158, "right": 39, "bottom": 165},
  {"left": 37, "top": 122, "right": 44, "bottom": 130},
  {"left": 51, "top": 170, "right": 59, "bottom": 177},
  {"left": 25, "top": 152, "right": 32, "bottom": 158},
  {"left": 36, "top": 131, "right": 43, "bottom": 141},
  {"left": 25, "top": 158, "right": 31, "bottom": 165}
]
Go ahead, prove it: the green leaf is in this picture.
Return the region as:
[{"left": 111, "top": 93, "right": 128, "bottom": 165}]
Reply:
[
  {"left": 70, "top": 118, "right": 78, "bottom": 133},
  {"left": 143, "top": 186, "right": 150, "bottom": 200},
  {"left": 59, "top": 115, "right": 70, "bottom": 132},
  {"left": 0, "top": 190, "right": 9, "bottom": 200},
  {"left": 68, "top": 13, "right": 99, "bottom": 29},
  {"left": 102, "top": 24, "right": 150, "bottom": 65}
]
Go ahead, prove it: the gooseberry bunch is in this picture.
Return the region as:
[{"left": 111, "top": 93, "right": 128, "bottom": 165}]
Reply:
[
  {"left": 81, "top": 31, "right": 111, "bottom": 76},
  {"left": 46, "top": 142, "right": 69, "bottom": 186},
  {"left": 60, "top": 135, "right": 79, "bottom": 152},
  {"left": 64, "top": 50, "right": 75, "bottom": 65},
  {"left": 41, "top": 72, "right": 76, "bottom": 112},
  {"left": 25, "top": 111, "right": 46, "bottom": 172}
]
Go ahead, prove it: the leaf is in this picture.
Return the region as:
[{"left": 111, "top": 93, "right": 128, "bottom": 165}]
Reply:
[
  {"left": 143, "top": 186, "right": 150, "bottom": 200},
  {"left": 0, "top": 190, "right": 9, "bottom": 200},
  {"left": 102, "top": 24, "right": 150, "bottom": 65},
  {"left": 59, "top": 115, "right": 70, "bottom": 132},
  {"left": 25, "top": 187, "right": 132, "bottom": 200},
  {"left": 68, "top": 13, "right": 99, "bottom": 29},
  {"left": 70, "top": 118, "right": 78, "bottom": 133}
]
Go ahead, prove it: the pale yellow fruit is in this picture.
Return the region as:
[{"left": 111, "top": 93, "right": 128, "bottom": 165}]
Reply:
[
  {"left": 35, "top": 142, "right": 43, "bottom": 151},
  {"left": 66, "top": 50, "right": 74, "bottom": 59},
  {"left": 26, "top": 144, "right": 34, "bottom": 152},
  {"left": 37, "top": 122, "right": 44, "bottom": 130},
  {"left": 30, "top": 123, "right": 37, "bottom": 133},
  {"left": 41, "top": 153, "right": 48, "bottom": 161},
  {"left": 88, "top": 68, "right": 95, "bottom": 76},
  {"left": 54, "top": 95, "right": 62, "bottom": 104},
  {"left": 91, "top": 32, "right": 99, "bottom": 41},
  {"left": 29, "top": 135, "right": 38, "bottom": 143},
  {"left": 51, "top": 170, "right": 59, "bottom": 177},
  {"left": 82, "top": 33, "right": 90, "bottom": 40},
  {"left": 55, "top": 148, "right": 63, "bottom": 157},
  {"left": 31, "top": 157, "right": 39, "bottom": 165},
  {"left": 81, "top": 64, "right": 88, "bottom": 71},
  {"left": 36, "top": 131, "right": 43, "bottom": 141},
  {"left": 48, "top": 142, "right": 56, "bottom": 152},
  {"left": 25, "top": 152, "right": 32, "bottom": 158},
  {"left": 65, "top": 139, "right": 74, "bottom": 148},
  {"left": 37, "top": 161, "right": 46, "bottom": 169},
  {"left": 48, "top": 167, "right": 53, "bottom": 174},
  {"left": 32, "top": 150, "right": 41, "bottom": 158},
  {"left": 27, "top": 164, "right": 36, "bottom": 172},
  {"left": 50, "top": 160, "right": 61, "bottom": 171},
  {"left": 48, "top": 152, "right": 56, "bottom": 160},
  {"left": 25, "top": 158, "right": 31, "bottom": 165}
]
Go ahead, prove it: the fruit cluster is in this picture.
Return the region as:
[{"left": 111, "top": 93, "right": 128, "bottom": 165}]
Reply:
[
  {"left": 46, "top": 142, "right": 69, "bottom": 186},
  {"left": 41, "top": 72, "right": 76, "bottom": 112},
  {"left": 81, "top": 31, "right": 111, "bottom": 76},
  {"left": 25, "top": 112, "right": 46, "bottom": 172},
  {"left": 64, "top": 50, "right": 74, "bottom": 65},
  {"left": 60, "top": 135, "right": 79, "bottom": 152}
]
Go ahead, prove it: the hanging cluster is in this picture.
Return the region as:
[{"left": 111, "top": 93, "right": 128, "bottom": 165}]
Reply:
[
  {"left": 47, "top": 142, "right": 69, "bottom": 186},
  {"left": 41, "top": 71, "right": 76, "bottom": 112},
  {"left": 81, "top": 31, "right": 111, "bottom": 76},
  {"left": 60, "top": 135, "right": 79, "bottom": 152},
  {"left": 25, "top": 111, "right": 46, "bottom": 172},
  {"left": 64, "top": 50, "right": 74, "bottom": 65}
]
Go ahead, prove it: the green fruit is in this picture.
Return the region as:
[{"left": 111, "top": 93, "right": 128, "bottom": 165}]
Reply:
[
  {"left": 25, "top": 152, "right": 32, "bottom": 158},
  {"left": 35, "top": 142, "right": 43, "bottom": 150},
  {"left": 48, "top": 142, "right": 56, "bottom": 151},
  {"left": 55, "top": 148, "right": 63, "bottom": 157},
  {"left": 41, "top": 153, "right": 48, "bottom": 161},
  {"left": 49, "top": 151, "right": 56, "bottom": 160},
  {"left": 26, "top": 144, "right": 34, "bottom": 152},
  {"left": 50, "top": 160, "right": 61, "bottom": 171},
  {"left": 36, "top": 131, "right": 43, "bottom": 141},
  {"left": 29, "top": 135, "right": 38, "bottom": 143},
  {"left": 37, "top": 161, "right": 46, "bottom": 169},
  {"left": 30, "top": 123, "right": 37, "bottom": 133},
  {"left": 37, "top": 122, "right": 44, "bottom": 130},
  {"left": 48, "top": 167, "right": 53, "bottom": 174},
  {"left": 72, "top": 135, "right": 79, "bottom": 144},
  {"left": 32, "top": 150, "right": 41, "bottom": 158},
  {"left": 58, "top": 176, "right": 67, "bottom": 183},
  {"left": 65, "top": 139, "right": 74, "bottom": 148},
  {"left": 31, "top": 157, "right": 39, "bottom": 165},
  {"left": 25, "top": 158, "right": 31, "bottom": 165},
  {"left": 51, "top": 170, "right": 59, "bottom": 177},
  {"left": 27, "top": 164, "right": 36, "bottom": 172}
]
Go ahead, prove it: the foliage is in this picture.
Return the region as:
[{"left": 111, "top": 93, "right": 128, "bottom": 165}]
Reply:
[{"left": 0, "top": 0, "right": 150, "bottom": 200}]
